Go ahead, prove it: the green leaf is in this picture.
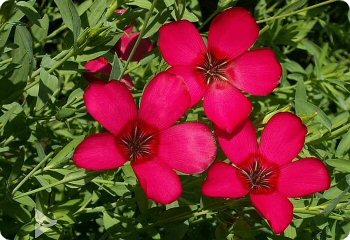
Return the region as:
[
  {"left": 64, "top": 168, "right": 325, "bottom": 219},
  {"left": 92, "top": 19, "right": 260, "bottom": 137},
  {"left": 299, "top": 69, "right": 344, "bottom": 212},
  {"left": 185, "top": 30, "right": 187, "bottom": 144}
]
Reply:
[
  {"left": 322, "top": 185, "right": 350, "bottom": 215},
  {"left": 103, "top": 211, "right": 119, "bottom": 230},
  {"left": 336, "top": 130, "right": 350, "bottom": 157},
  {"left": 31, "top": 14, "right": 49, "bottom": 42},
  {"left": 63, "top": 170, "right": 98, "bottom": 188},
  {"left": 278, "top": 0, "right": 308, "bottom": 15},
  {"left": 86, "top": 0, "right": 108, "bottom": 26},
  {"left": 35, "top": 69, "right": 59, "bottom": 112},
  {"left": 109, "top": 53, "right": 123, "bottom": 80},
  {"left": 126, "top": 0, "right": 152, "bottom": 9},
  {"left": 326, "top": 159, "right": 350, "bottom": 173},
  {"left": 16, "top": 1, "right": 41, "bottom": 26},
  {"left": 54, "top": 0, "right": 81, "bottom": 46},
  {"left": 45, "top": 135, "right": 85, "bottom": 170}
]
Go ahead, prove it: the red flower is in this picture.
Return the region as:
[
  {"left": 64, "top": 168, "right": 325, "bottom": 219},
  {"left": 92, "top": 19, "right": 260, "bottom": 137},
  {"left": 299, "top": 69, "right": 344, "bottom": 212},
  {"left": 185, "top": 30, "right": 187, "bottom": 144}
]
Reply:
[
  {"left": 84, "top": 57, "right": 134, "bottom": 90},
  {"left": 202, "top": 112, "right": 330, "bottom": 233},
  {"left": 159, "top": 7, "right": 282, "bottom": 133},
  {"left": 115, "top": 25, "right": 154, "bottom": 61},
  {"left": 73, "top": 73, "right": 217, "bottom": 204}
]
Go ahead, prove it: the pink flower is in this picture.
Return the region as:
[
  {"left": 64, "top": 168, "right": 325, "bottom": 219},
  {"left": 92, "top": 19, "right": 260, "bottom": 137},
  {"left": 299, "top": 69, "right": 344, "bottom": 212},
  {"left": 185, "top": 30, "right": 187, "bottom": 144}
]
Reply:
[
  {"left": 84, "top": 57, "right": 134, "bottom": 90},
  {"left": 159, "top": 7, "right": 282, "bottom": 133},
  {"left": 73, "top": 72, "right": 217, "bottom": 204},
  {"left": 202, "top": 112, "right": 330, "bottom": 233},
  {"left": 115, "top": 25, "right": 154, "bottom": 61}
]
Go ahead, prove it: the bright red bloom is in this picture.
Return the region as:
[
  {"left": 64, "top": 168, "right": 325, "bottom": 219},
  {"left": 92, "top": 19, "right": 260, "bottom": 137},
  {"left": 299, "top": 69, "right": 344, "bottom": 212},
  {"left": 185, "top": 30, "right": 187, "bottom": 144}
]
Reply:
[
  {"left": 159, "top": 7, "right": 282, "bottom": 133},
  {"left": 84, "top": 57, "right": 134, "bottom": 90},
  {"left": 73, "top": 72, "right": 217, "bottom": 204},
  {"left": 115, "top": 26, "right": 154, "bottom": 61},
  {"left": 202, "top": 112, "right": 330, "bottom": 233}
]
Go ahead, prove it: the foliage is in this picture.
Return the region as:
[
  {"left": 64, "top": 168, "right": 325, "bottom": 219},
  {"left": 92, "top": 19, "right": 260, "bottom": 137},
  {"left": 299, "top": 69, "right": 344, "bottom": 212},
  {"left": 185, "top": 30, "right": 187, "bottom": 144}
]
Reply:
[{"left": 0, "top": 0, "right": 349, "bottom": 239}]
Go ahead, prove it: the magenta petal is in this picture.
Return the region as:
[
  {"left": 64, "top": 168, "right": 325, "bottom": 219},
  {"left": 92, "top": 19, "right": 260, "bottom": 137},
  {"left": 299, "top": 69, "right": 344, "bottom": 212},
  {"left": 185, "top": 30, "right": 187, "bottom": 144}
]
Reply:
[
  {"left": 202, "top": 162, "right": 249, "bottom": 198},
  {"left": 132, "top": 160, "right": 182, "bottom": 204},
  {"left": 227, "top": 49, "right": 282, "bottom": 96},
  {"left": 203, "top": 81, "right": 252, "bottom": 133},
  {"left": 73, "top": 133, "right": 127, "bottom": 170},
  {"left": 167, "top": 66, "right": 207, "bottom": 106},
  {"left": 84, "top": 81, "right": 138, "bottom": 135},
  {"left": 250, "top": 192, "right": 293, "bottom": 234},
  {"left": 217, "top": 120, "right": 258, "bottom": 165},
  {"left": 208, "top": 7, "right": 259, "bottom": 60},
  {"left": 259, "top": 112, "right": 307, "bottom": 166},
  {"left": 85, "top": 57, "right": 112, "bottom": 75},
  {"left": 115, "top": 29, "right": 153, "bottom": 61},
  {"left": 139, "top": 72, "right": 191, "bottom": 130},
  {"left": 158, "top": 122, "right": 216, "bottom": 174},
  {"left": 278, "top": 158, "right": 331, "bottom": 197},
  {"left": 159, "top": 20, "right": 206, "bottom": 66}
]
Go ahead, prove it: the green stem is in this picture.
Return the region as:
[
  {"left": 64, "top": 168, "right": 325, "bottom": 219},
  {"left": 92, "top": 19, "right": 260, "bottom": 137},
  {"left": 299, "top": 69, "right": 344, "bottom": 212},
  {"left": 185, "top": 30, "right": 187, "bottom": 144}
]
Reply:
[
  {"left": 25, "top": 48, "right": 75, "bottom": 91},
  {"left": 120, "top": 0, "right": 158, "bottom": 77},
  {"left": 294, "top": 208, "right": 349, "bottom": 221},
  {"left": 92, "top": 178, "right": 129, "bottom": 185},
  {"left": 13, "top": 172, "right": 98, "bottom": 199},
  {"left": 11, "top": 152, "right": 54, "bottom": 196},
  {"left": 199, "top": 9, "right": 220, "bottom": 30},
  {"left": 256, "top": 0, "right": 338, "bottom": 23}
]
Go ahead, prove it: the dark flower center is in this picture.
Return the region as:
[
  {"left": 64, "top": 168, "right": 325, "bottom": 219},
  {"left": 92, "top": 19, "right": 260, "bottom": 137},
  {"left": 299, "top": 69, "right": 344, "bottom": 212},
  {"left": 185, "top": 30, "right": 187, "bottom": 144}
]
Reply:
[
  {"left": 197, "top": 52, "right": 229, "bottom": 84},
  {"left": 239, "top": 157, "right": 279, "bottom": 193},
  {"left": 119, "top": 121, "right": 158, "bottom": 162}
]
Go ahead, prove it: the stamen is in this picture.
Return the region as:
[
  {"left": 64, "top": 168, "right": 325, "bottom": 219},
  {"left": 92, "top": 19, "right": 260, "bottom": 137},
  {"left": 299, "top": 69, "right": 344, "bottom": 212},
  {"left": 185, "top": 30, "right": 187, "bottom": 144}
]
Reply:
[
  {"left": 197, "top": 52, "right": 229, "bottom": 84},
  {"left": 240, "top": 158, "right": 278, "bottom": 193},
  {"left": 119, "top": 122, "right": 156, "bottom": 162}
]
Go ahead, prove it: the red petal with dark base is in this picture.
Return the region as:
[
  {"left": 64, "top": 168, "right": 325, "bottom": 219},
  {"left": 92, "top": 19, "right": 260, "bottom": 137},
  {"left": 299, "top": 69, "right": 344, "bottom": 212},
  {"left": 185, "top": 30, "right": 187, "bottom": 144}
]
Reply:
[
  {"left": 217, "top": 120, "right": 258, "bottom": 165},
  {"left": 278, "top": 158, "right": 331, "bottom": 197},
  {"left": 208, "top": 7, "right": 259, "bottom": 60},
  {"left": 250, "top": 192, "right": 293, "bottom": 234},
  {"left": 73, "top": 133, "right": 127, "bottom": 170},
  {"left": 158, "top": 122, "right": 216, "bottom": 174},
  {"left": 259, "top": 112, "right": 307, "bottom": 166},
  {"left": 132, "top": 160, "right": 182, "bottom": 204},
  {"left": 226, "top": 49, "right": 282, "bottom": 96},
  {"left": 139, "top": 72, "right": 191, "bottom": 131},
  {"left": 202, "top": 162, "right": 249, "bottom": 198},
  {"left": 84, "top": 81, "right": 138, "bottom": 135},
  {"left": 159, "top": 20, "right": 206, "bottom": 66},
  {"left": 204, "top": 81, "right": 252, "bottom": 133}
]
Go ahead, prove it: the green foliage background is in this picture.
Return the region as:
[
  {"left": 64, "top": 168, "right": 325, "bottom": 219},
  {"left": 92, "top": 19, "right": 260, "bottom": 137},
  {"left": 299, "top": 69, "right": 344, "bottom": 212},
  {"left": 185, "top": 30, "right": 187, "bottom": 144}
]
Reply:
[{"left": 0, "top": 0, "right": 350, "bottom": 239}]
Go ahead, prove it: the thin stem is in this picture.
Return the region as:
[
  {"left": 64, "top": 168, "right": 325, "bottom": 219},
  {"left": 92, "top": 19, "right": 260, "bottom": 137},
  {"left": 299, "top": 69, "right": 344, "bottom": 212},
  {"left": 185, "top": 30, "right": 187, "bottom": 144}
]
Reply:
[
  {"left": 11, "top": 152, "right": 54, "bottom": 196},
  {"left": 257, "top": 0, "right": 338, "bottom": 23},
  {"left": 13, "top": 172, "right": 99, "bottom": 199},
  {"left": 120, "top": 0, "right": 158, "bottom": 77},
  {"left": 199, "top": 9, "right": 220, "bottom": 30}
]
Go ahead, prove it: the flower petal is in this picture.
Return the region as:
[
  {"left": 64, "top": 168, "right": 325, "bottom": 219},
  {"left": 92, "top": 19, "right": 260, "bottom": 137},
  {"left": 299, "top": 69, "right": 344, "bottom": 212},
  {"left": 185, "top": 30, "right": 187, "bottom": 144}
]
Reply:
[
  {"left": 85, "top": 57, "right": 112, "bottom": 75},
  {"left": 115, "top": 26, "right": 154, "bottom": 61},
  {"left": 203, "top": 81, "right": 252, "bottom": 133},
  {"left": 226, "top": 49, "right": 282, "bottom": 96},
  {"left": 202, "top": 162, "right": 249, "bottom": 198},
  {"left": 84, "top": 81, "right": 138, "bottom": 135},
  {"left": 157, "top": 122, "right": 216, "bottom": 174},
  {"left": 159, "top": 20, "right": 206, "bottom": 66},
  {"left": 73, "top": 133, "right": 127, "bottom": 170},
  {"left": 208, "top": 7, "right": 259, "bottom": 60},
  {"left": 250, "top": 192, "right": 293, "bottom": 234},
  {"left": 132, "top": 160, "right": 182, "bottom": 204},
  {"left": 139, "top": 72, "right": 191, "bottom": 130},
  {"left": 167, "top": 66, "right": 207, "bottom": 106},
  {"left": 217, "top": 120, "right": 258, "bottom": 165},
  {"left": 278, "top": 158, "right": 331, "bottom": 197},
  {"left": 259, "top": 112, "right": 307, "bottom": 166}
]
